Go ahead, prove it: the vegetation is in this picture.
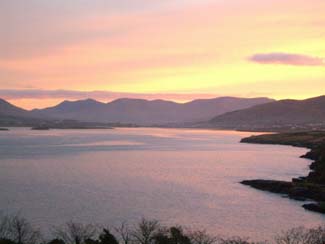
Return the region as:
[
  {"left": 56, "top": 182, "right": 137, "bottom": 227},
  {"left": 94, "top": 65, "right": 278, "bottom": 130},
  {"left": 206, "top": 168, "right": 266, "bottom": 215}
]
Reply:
[{"left": 1, "top": 213, "right": 325, "bottom": 244}]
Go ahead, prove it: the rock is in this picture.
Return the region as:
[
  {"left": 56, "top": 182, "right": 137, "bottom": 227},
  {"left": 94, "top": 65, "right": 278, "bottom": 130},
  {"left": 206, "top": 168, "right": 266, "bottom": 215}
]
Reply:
[
  {"left": 240, "top": 132, "right": 325, "bottom": 214},
  {"left": 292, "top": 177, "right": 306, "bottom": 183},
  {"left": 288, "top": 187, "right": 309, "bottom": 201},
  {"left": 302, "top": 203, "right": 325, "bottom": 214},
  {"left": 240, "top": 180, "right": 293, "bottom": 194}
]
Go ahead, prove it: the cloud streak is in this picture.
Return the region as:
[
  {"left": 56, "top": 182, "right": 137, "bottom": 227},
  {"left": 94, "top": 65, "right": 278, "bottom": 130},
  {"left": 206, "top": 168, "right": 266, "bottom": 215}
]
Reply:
[
  {"left": 0, "top": 89, "right": 219, "bottom": 102},
  {"left": 249, "top": 53, "right": 325, "bottom": 66}
]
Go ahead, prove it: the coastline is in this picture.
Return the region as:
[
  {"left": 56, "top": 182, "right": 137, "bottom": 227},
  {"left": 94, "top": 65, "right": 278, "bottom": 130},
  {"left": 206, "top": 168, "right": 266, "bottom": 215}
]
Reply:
[{"left": 240, "top": 131, "right": 325, "bottom": 214}]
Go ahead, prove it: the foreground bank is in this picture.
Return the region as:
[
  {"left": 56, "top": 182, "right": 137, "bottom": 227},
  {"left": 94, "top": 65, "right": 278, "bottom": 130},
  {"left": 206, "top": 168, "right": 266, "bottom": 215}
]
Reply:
[{"left": 240, "top": 131, "right": 325, "bottom": 213}]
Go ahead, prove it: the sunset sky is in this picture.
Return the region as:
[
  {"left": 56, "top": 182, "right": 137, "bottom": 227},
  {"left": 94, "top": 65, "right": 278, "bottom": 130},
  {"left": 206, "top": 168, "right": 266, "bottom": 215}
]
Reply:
[{"left": 1, "top": 0, "right": 324, "bottom": 109}]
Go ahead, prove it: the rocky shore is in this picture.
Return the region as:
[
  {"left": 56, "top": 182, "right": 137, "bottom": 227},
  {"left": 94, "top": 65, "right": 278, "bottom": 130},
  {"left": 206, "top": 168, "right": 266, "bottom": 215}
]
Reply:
[{"left": 240, "top": 131, "right": 325, "bottom": 214}]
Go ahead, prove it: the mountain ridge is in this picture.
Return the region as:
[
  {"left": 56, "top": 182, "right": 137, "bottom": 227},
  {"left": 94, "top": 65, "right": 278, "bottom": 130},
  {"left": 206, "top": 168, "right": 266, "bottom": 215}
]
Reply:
[
  {"left": 30, "top": 96, "right": 274, "bottom": 125},
  {"left": 209, "top": 95, "right": 325, "bottom": 130},
  {"left": 0, "top": 98, "right": 30, "bottom": 117}
]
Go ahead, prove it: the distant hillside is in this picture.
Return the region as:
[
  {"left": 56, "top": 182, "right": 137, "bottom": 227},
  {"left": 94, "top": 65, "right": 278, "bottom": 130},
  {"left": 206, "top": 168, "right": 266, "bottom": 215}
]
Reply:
[
  {"left": 32, "top": 97, "right": 274, "bottom": 125},
  {"left": 0, "top": 98, "right": 30, "bottom": 117},
  {"left": 209, "top": 95, "right": 325, "bottom": 131},
  {"left": 0, "top": 98, "right": 44, "bottom": 126}
]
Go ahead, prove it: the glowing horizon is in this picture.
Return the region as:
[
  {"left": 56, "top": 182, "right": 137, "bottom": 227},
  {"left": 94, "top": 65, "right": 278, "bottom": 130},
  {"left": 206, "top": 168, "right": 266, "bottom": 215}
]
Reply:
[{"left": 1, "top": 0, "right": 324, "bottom": 109}]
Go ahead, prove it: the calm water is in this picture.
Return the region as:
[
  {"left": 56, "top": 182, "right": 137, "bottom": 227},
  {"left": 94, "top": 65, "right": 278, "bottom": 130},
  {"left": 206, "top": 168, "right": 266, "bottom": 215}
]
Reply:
[{"left": 0, "top": 128, "right": 324, "bottom": 240}]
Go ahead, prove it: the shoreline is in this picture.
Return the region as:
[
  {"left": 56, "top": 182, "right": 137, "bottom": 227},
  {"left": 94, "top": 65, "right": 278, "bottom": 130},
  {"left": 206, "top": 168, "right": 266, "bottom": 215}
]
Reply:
[{"left": 240, "top": 131, "right": 325, "bottom": 214}]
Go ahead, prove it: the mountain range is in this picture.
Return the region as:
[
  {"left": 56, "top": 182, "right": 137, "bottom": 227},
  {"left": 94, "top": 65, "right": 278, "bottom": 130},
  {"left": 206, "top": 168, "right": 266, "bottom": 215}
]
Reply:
[
  {"left": 30, "top": 97, "right": 274, "bottom": 125},
  {"left": 0, "top": 96, "right": 273, "bottom": 126},
  {"left": 2, "top": 95, "right": 325, "bottom": 131}
]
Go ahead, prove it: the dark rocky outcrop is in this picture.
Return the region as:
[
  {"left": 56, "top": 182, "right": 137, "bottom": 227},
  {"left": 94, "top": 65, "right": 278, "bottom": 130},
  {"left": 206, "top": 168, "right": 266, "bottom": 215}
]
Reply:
[
  {"left": 241, "top": 180, "right": 293, "bottom": 194},
  {"left": 240, "top": 131, "right": 325, "bottom": 214},
  {"left": 303, "top": 203, "right": 325, "bottom": 214},
  {"left": 241, "top": 179, "right": 325, "bottom": 203}
]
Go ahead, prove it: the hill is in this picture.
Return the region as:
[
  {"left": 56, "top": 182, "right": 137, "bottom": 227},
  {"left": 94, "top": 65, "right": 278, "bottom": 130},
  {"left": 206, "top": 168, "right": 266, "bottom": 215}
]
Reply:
[
  {"left": 209, "top": 95, "right": 325, "bottom": 131},
  {"left": 0, "top": 98, "right": 30, "bottom": 117},
  {"left": 0, "top": 98, "right": 113, "bottom": 128}
]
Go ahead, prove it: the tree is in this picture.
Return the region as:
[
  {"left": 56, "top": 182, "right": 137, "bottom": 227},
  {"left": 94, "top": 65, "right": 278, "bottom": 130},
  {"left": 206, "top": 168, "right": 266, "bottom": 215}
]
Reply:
[
  {"left": 85, "top": 239, "right": 99, "bottom": 244},
  {"left": 0, "top": 239, "right": 16, "bottom": 244},
  {"left": 6, "top": 214, "right": 41, "bottom": 244},
  {"left": 98, "top": 229, "right": 118, "bottom": 244},
  {"left": 274, "top": 226, "right": 325, "bottom": 244},
  {"left": 47, "top": 239, "right": 66, "bottom": 244},
  {"left": 169, "top": 227, "right": 191, "bottom": 244},
  {"left": 216, "top": 237, "right": 251, "bottom": 244},
  {"left": 131, "top": 219, "right": 160, "bottom": 244},
  {"left": 0, "top": 214, "right": 9, "bottom": 240},
  {"left": 115, "top": 222, "right": 131, "bottom": 244},
  {"left": 53, "top": 222, "right": 97, "bottom": 244},
  {"left": 153, "top": 226, "right": 191, "bottom": 244},
  {"left": 306, "top": 226, "right": 325, "bottom": 244},
  {"left": 188, "top": 230, "right": 216, "bottom": 244}
]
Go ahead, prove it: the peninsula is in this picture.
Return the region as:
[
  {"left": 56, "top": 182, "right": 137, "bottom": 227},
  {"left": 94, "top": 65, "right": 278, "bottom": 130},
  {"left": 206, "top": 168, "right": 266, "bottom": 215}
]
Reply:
[{"left": 241, "top": 131, "right": 325, "bottom": 213}]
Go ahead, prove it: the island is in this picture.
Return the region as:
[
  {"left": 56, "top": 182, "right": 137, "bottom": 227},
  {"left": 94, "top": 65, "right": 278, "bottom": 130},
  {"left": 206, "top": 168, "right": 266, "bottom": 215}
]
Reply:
[
  {"left": 0, "top": 127, "right": 9, "bottom": 131},
  {"left": 28, "top": 120, "right": 115, "bottom": 130},
  {"left": 240, "top": 131, "right": 325, "bottom": 214}
]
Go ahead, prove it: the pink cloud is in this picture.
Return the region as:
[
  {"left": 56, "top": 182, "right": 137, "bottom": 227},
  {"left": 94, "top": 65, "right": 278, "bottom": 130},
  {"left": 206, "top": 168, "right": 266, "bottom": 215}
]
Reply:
[{"left": 249, "top": 52, "right": 324, "bottom": 66}]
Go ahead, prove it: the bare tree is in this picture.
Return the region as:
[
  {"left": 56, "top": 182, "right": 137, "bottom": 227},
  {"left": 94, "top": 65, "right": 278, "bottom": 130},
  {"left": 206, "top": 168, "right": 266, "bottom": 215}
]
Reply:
[
  {"left": 274, "top": 226, "right": 325, "bottom": 244},
  {"left": 115, "top": 222, "right": 131, "bottom": 244},
  {"left": 0, "top": 214, "right": 9, "bottom": 239},
  {"left": 216, "top": 237, "right": 251, "bottom": 244},
  {"left": 6, "top": 214, "right": 41, "bottom": 244},
  {"left": 53, "top": 221, "right": 97, "bottom": 244},
  {"left": 188, "top": 230, "right": 217, "bottom": 244},
  {"left": 131, "top": 219, "right": 160, "bottom": 244},
  {"left": 305, "top": 226, "right": 325, "bottom": 244}
]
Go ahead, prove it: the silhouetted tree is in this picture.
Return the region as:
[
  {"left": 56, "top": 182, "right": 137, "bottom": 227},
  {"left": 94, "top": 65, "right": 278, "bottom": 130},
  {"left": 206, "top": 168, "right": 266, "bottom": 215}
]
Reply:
[
  {"left": 4, "top": 213, "right": 325, "bottom": 244},
  {"left": 47, "top": 239, "right": 66, "bottom": 244},
  {"left": 189, "top": 230, "right": 216, "bottom": 244},
  {"left": 154, "top": 226, "right": 191, "bottom": 244},
  {"left": 169, "top": 227, "right": 191, "bottom": 244},
  {"left": 131, "top": 219, "right": 160, "bottom": 244},
  {"left": 274, "top": 226, "right": 325, "bottom": 244},
  {"left": 53, "top": 222, "right": 97, "bottom": 244},
  {"left": 98, "top": 229, "right": 118, "bottom": 244},
  {"left": 115, "top": 222, "right": 131, "bottom": 244},
  {"left": 0, "top": 239, "right": 16, "bottom": 244},
  {"left": 0, "top": 214, "right": 9, "bottom": 240},
  {"left": 85, "top": 238, "right": 99, "bottom": 244},
  {"left": 6, "top": 214, "right": 40, "bottom": 244},
  {"left": 217, "top": 237, "right": 251, "bottom": 244},
  {"left": 306, "top": 226, "right": 325, "bottom": 244}
]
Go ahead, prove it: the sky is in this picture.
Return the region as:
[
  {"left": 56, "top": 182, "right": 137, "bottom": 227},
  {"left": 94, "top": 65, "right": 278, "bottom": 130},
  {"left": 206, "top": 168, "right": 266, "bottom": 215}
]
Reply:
[{"left": 0, "top": 0, "right": 324, "bottom": 109}]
